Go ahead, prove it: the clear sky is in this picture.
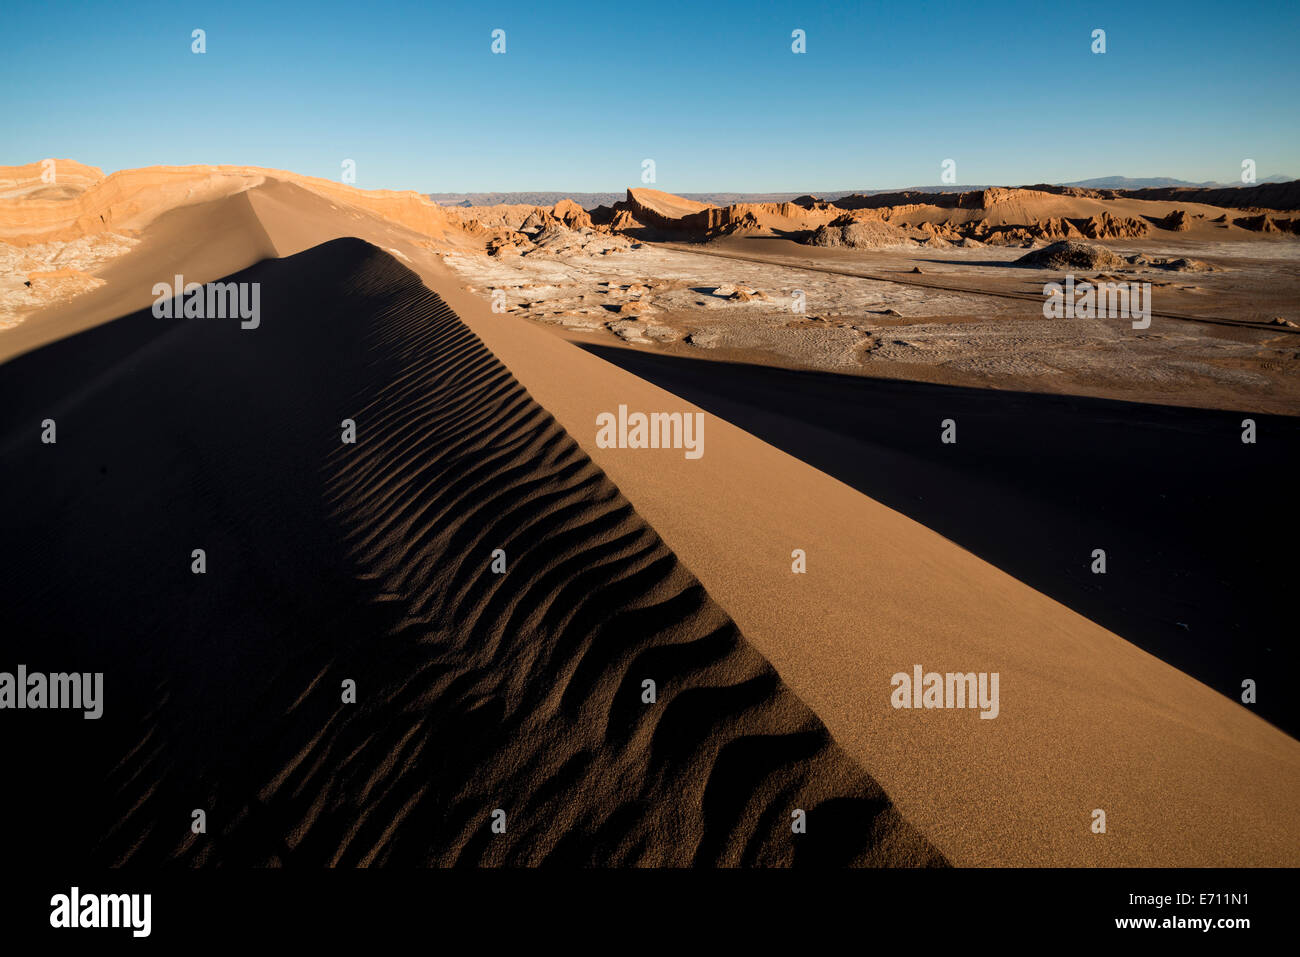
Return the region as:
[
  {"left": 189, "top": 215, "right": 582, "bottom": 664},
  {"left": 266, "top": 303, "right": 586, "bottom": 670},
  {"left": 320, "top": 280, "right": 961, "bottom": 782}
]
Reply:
[{"left": 2, "top": 0, "right": 1297, "bottom": 192}]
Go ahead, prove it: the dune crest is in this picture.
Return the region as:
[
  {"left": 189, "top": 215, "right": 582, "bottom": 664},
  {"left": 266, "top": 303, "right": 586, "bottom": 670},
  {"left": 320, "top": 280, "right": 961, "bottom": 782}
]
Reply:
[
  {"left": 0, "top": 225, "right": 943, "bottom": 866},
  {"left": 0, "top": 162, "right": 466, "bottom": 249}
]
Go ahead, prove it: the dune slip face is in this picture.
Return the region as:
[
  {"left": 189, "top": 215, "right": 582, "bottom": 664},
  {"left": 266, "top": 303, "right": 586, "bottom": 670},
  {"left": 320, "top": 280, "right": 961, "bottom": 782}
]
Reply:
[{"left": 0, "top": 238, "right": 942, "bottom": 867}]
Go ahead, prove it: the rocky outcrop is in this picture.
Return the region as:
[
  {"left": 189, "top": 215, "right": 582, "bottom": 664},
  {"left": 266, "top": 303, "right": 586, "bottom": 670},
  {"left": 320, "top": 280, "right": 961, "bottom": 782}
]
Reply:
[
  {"left": 1077, "top": 211, "right": 1148, "bottom": 239},
  {"left": 806, "top": 217, "right": 917, "bottom": 250},
  {"left": 1016, "top": 240, "right": 1124, "bottom": 270},
  {"left": 552, "top": 198, "right": 593, "bottom": 230},
  {"left": 1232, "top": 213, "right": 1300, "bottom": 234}
]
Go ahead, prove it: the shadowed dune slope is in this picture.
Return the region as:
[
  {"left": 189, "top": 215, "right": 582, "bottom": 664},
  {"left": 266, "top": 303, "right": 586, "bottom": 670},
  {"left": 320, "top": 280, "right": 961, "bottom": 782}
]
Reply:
[
  {"left": 0, "top": 238, "right": 942, "bottom": 867},
  {"left": 575, "top": 345, "right": 1300, "bottom": 736}
]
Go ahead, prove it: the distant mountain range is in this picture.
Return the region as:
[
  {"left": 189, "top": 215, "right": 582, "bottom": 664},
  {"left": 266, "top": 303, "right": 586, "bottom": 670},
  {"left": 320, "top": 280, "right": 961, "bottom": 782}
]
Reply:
[
  {"left": 428, "top": 192, "right": 627, "bottom": 209},
  {"left": 1060, "top": 175, "right": 1296, "bottom": 189},
  {"left": 428, "top": 176, "right": 1297, "bottom": 210}
]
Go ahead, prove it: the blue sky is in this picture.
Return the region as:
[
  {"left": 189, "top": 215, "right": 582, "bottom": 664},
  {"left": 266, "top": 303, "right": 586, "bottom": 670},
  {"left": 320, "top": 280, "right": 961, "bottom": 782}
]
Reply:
[{"left": 2, "top": 0, "right": 1297, "bottom": 192}]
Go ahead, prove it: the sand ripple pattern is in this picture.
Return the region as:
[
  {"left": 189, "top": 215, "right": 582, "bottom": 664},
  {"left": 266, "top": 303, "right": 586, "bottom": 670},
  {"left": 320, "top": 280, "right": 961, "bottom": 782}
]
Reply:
[
  {"left": 309, "top": 242, "right": 939, "bottom": 866},
  {"left": 0, "top": 238, "right": 941, "bottom": 867}
]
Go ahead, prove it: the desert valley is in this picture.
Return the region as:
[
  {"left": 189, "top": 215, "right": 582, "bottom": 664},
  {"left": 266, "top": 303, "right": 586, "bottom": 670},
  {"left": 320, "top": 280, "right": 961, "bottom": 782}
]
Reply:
[
  {"left": 8, "top": 161, "right": 1299, "bottom": 412},
  {"left": 2, "top": 157, "right": 1298, "bottom": 875}
]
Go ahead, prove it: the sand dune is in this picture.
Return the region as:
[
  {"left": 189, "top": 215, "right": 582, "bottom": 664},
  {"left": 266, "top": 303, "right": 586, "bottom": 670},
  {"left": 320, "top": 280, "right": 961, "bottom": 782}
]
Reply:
[
  {"left": 0, "top": 219, "right": 940, "bottom": 865},
  {"left": 0, "top": 162, "right": 464, "bottom": 249},
  {"left": 0, "top": 187, "right": 276, "bottom": 360},
  {"left": 441, "top": 244, "right": 1300, "bottom": 867},
  {"left": 624, "top": 187, "right": 716, "bottom": 221},
  {"left": 3, "top": 170, "right": 1298, "bottom": 868}
]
